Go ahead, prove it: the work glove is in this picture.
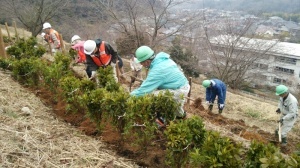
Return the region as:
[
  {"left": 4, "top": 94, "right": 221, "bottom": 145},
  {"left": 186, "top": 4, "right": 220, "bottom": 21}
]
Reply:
[
  {"left": 276, "top": 108, "right": 281, "bottom": 114},
  {"left": 51, "top": 48, "right": 56, "bottom": 53},
  {"left": 219, "top": 104, "right": 224, "bottom": 109},
  {"left": 111, "top": 62, "right": 116, "bottom": 67},
  {"left": 277, "top": 118, "right": 283, "bottom": 124},
  {"left": 89, "top": 71, "right": 97, "bottom": 80}
]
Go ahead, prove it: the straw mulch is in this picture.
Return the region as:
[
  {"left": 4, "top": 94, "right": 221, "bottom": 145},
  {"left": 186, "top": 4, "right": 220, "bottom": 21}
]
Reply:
[{"left": 0, "top": 71, "right": 138, "bottom": 168}]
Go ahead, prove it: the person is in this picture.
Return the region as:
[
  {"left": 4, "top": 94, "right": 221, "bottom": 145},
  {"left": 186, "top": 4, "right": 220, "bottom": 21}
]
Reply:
[
  {"left": 42, "top": 22, "right": 61, "bottom": 53},
  {"left": 202, "top": 79, "right": 227, "bottom": 114},
  {"left": 130, "top": 46, "right": 190, "bottom": 122},
  {"left": 129, "top": 54, "right": 143, "bottom": 91},
  {"left": 70, "top": 35, "right": 86, "bottom": 63},
  {"left": 83, "top": 39, "right": 118, "bottom": 81},
  {"left": 274, "top": 85, "right": 298, "bottom": 147}
]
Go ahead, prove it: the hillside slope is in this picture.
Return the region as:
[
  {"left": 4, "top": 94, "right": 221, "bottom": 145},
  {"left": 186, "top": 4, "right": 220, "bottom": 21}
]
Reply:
[{"left": 0, "top": 71, "right": 138, "bottom": 167}]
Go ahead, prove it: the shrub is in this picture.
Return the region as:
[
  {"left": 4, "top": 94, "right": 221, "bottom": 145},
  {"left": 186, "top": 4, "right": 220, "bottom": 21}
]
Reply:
[
  {"left": 165, "top": 116, "right": 206, "bottom": 168},
  {"left": 6, "top": 37, "right": 46, "bottom": 59},
  {"left": 12, "top": 58, "right": 46, "bottom": 87},
  {"left": 189, "top": 131, "right": 243, "bottom": 168},
  {"left": 244, "top": 140, "right": 285, "bottom": 168}
]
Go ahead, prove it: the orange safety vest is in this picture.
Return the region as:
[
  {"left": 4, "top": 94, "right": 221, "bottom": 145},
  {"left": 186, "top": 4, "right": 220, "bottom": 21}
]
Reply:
[
  {"left": 47, "top": 29, "right": 61, "bottom": 48},
  {"left": 91, "top": 41, "right": 112, "bottom": 67}
]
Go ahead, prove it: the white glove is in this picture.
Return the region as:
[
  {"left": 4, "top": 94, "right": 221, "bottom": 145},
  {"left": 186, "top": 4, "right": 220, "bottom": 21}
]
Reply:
[
  {"left": 219, "top": 104, "right": 224, "bottom": 109},
  {"left": 111, "top": 62, "right": 116, "bottom": 67},
  {"left": 89, "top": 71, "right": 97, "bottom": 80},
  {"left": 51, "top": 48, "right": 56, "bottom": 53},
  {"left": 41, "top": 32, "right": 45, "bottom": 37}
]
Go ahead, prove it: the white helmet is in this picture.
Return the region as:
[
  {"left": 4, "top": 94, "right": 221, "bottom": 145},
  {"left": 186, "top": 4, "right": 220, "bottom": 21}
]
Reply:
[
  {"left": 84, "top": 40, "right": 96, "bottom": 55},
  {"left": 43, "top": 22, "right": 51, "bottom": 29},
  {"left": 71, "top": 35, "right": 81, "bottom": 45}
]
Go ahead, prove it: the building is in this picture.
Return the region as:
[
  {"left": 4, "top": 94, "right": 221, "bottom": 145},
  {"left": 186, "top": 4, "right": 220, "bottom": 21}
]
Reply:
[{"left": 209, "top": 35, "right": 300, "bottom": 92}]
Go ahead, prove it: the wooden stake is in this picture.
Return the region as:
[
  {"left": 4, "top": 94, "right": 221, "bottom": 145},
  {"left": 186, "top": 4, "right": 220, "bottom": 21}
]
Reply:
[
  {"left": 5, "top": 22, "right": 11, "bottom": 41},
  {"left": 48, "top": 41, "right": 53, "bottom": 56},
  {"left": 187, "top": 77, "right": 192, "bottom": 105},
  {"left": 0, "top": 28, "right": 7, "bottom": 58},
  {"left": 13, "top": 21, "right": 19, "bottom": 41},
  {"left": 59, "top": 34, "right": 65, "bottom": 54}
]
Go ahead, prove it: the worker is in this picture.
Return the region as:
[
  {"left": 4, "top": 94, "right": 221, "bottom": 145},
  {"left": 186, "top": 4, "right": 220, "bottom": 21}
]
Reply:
[
  {"left": 274, "top": 85, "right": 298, "bottom": 147},
  {"left": 83, "top": 39, "right": 118, "bottom": 81},
  {"left": 130, "top": 46, "right": 190, "bottom": 124},
  {"left": 129, "top": 54, "right": 143, "bottom": 91},
  {"left": 42, "top": 22, "right": 61, "bottom": 53},
  {"left": 202, "top": 79, "right": 227, "bottom": 114},
  {"left": 70, "top": 35, "right": 86, "bottom": 63}
]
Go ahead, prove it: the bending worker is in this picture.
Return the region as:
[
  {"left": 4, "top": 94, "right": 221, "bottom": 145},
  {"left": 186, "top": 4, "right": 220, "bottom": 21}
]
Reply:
[
  {"left": 202, "top": 79, "right": 227, "bottom": 114},
  {"left": 275, "top": 84, "right": 298, "bottom": 147},
  {"left": 130, "top": 46, "right": 190, "bottom": 120},
  {"left": 42, "top": 22, "right": 61, "bottom": 53}
]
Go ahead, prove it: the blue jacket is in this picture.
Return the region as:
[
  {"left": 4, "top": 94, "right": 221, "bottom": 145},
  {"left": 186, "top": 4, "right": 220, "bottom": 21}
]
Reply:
[
  {"left": 130, "top": 52, "right": 188, "bottom": 97},
  {"left": 206, "top": 79, "right": 226, "bottom": 104}
]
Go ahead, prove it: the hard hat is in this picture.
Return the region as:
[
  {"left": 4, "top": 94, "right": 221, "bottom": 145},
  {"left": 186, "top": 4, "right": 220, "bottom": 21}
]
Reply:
[
  {"left": 84, "top": 40, "right": 96, "bottom": 55},
  {"left": 135, "top": 46, "right": 154, "bottom": 63},
  {"left": 275, "top": 85, "right": 288, "bottom": 96},
  {"left": 43, "top": 22, "right": 51, "bottom": 29},
  {"left": 202, "top": 80, "right": 211, "bottom": 88},
  {"left": 71, "top": 35, "right": 81, "bottom": 45}
]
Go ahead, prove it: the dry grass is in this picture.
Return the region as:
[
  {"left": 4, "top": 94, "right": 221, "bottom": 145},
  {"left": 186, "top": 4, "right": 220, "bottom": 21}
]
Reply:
[{"left": 0, "top": 71, "right": 138, "bottom": 168}]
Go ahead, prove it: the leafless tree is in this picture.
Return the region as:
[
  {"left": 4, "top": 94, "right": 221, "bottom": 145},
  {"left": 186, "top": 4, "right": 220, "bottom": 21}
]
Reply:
[
  {"left": 202, "top": 18, "right": 278, "bottom": 89},
  {"left": 93, "top": 0, "right": 200, "bottom": 49},
  {"left": 0, "top": 0, "right": 69, "bottom": 37}
]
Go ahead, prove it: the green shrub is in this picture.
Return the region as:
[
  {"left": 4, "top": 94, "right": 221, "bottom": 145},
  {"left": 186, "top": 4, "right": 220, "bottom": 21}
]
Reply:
[
  {"left": 190, "top": 131, "right": 243, "bottom": 168},
  {"left": 97, "top": 66, "right": 120, "bottom": 91},
  {"left": 124, "top": 95, "right": 157, "bottom": 153},
  {"left": 12, "top": 58, "right": 46, "bottom": 87},
  {"left": 0, "top": 58, "right": 13, "bottom": 70},
  {"left": 6, "top": 37, "right": 46, "bottom": 59},
  {"left": 165, "top": 116, "right": 206, "bottom": 168},
  {"left": 244, "top": 140, "right": 285, "bottom": 168}
]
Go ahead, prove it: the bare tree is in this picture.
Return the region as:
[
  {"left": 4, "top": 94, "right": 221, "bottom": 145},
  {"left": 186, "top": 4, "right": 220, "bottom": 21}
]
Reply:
[
  {"left": 0, "top": 0, "right": 69, "bottom": 37},
  {"left": 93, "top": 0, "right": 199, "bottom": 49},
  {"left": 203, "top": 18, "right": 277, "bottom": 89}
]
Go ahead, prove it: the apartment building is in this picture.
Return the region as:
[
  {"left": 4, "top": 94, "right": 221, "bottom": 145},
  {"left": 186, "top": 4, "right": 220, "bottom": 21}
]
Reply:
[
  {"left": 209, "top": 35, "right": 300, "bottom": 92},
  {"left": 251, "top": 41, "right": 300, "bottom": 92}
]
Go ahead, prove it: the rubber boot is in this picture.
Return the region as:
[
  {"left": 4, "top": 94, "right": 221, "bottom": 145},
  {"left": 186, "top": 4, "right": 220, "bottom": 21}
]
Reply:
[
  {"left": 208, "top": 105, "right": 213, "bottom": 113},
  {"left": 218, "top": 109, "right": 223, "bottom": 114},
  {"left": 281, "top": 137, "right": 287, "bottom": 146}
]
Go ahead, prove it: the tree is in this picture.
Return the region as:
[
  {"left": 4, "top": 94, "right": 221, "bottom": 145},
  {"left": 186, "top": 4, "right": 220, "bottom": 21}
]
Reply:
[
  {"left": 93, "top": 0, "right": 199, "bottom": 50},
  {"left": 202, "top": 18, "right": 277, "bottom": 89},
  {"left": 168, "top": 36, "right": 200, "bottom": 77},
  {"left": 0, "top": 0, "right": 69, "bottom": 37}
]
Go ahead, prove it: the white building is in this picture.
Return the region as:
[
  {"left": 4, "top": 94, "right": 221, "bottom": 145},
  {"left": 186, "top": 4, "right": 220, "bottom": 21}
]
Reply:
[{"left": 209, "top": 35, "right": 300, "bottom": 92}]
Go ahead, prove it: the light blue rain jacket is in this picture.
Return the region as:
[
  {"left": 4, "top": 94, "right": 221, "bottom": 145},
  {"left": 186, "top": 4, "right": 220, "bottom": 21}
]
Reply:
[{"left": 130, "top": 52, "right": 188, "bottom": 97}]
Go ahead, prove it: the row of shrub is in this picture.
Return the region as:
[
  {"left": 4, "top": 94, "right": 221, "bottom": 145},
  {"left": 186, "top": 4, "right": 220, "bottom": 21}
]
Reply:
[{"left": 0, "top": 37, "right": 299, "bottom": 167}]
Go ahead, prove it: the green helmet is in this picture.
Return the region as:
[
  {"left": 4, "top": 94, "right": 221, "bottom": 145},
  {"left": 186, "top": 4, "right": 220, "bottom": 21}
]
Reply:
[
  {"left": 275, "top": 85, "right": 288, "bottom": 95},
  {"left": 202, "top": 80, "right": 211, "bottom": 88},
  {"left": 135, "top": 46, "right": 154, "bottom": 63}
]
